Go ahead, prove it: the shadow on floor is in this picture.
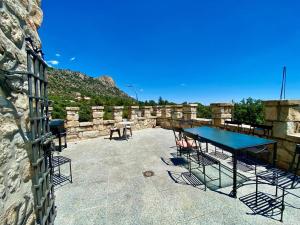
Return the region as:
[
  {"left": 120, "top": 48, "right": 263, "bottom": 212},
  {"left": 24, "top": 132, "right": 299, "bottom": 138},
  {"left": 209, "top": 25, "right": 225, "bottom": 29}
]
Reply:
[{"left": 239, "top": 192, "right": 284, "bottom": 222}]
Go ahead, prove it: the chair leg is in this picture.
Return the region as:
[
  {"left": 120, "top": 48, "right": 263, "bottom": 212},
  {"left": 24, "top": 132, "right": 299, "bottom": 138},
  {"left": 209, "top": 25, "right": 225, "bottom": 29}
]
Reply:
[
  {"left": 255, "top": 176, "right": 258, "bottom": 206},
  {"left": 219, "top": 163, "right": 221, "bottom": 187},
  {"left": 109, "top": 131, "right": 113, "bottom": 140},
  {"left": 69, "top": 161, "right": 73, "bottom": 183},
  {"left": 203, "top": 166, "right": 207, "bottom": 191},
  {"left": 130, "top": 128, "right": 132, "bottom": 136},
  {"left": 280, "top": 188, "right": 285, "bottom": 222},
  {"left": 118, "top": 129, "right": 121, "bottom": 138}
]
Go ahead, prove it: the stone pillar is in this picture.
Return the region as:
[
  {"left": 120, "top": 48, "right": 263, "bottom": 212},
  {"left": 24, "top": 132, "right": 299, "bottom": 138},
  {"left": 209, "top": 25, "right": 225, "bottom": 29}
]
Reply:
[
  {"left": 171, "top": 105, "right": 183, "bottom": 119},
  {"left": 112, "top": 106, "right": 124, "bottom": 122},
  {"left": 65, "top": 107, "right": 80, "bottom": 138},
  {"left": 210, "top": 103, "right": 234, "bottom": 126},
  {"left": 183, "top": 104, "right": 198, "bottom": 120},
  {"left": 92, "top": 106, "right": 104, "bottom": 129},
  {"left": 161, "top": 105, "right": 172, "bottom": 118},
  {"left": 141, "top": 106, "right": 152, "bottom": 118},
  {"left": 128, "top": 106, "right": 139, "bottom": 120},
  {"left": 264, "top": 100, "right": 300, "bottom": 139},
  {"left": 153, "top": 106, "right": 162, "bottom": 117},
  {"left": 48, "top": 107, "right": 53, "bottom": 120}
]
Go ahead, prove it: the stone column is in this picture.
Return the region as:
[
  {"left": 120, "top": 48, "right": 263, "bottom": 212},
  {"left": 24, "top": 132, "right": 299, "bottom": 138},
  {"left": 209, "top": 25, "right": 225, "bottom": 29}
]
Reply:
[
  {"left": 263, "top": 100, "right": 300, "bottom": 169},
  {"left": 141, "top": 106, "right": 152, "bottom": 118},
  {"left": 171, "top": 105, "right": 183, "bottom": 119},
  {"left": 65, "top": 107, "right": 80, "bottom": 139},
  {"left": 112, "top": 106, "right": 124, "bottom": 122},
  {"left": 183, "top": 104, "right": 198, "bottom": 120},
  {"left": 210, "top": 103, "right": 234, "bottom": 126},
  {"left": 264, "top": 100, "right": 300, "bottom": 139},
  {"left": 161, "top": 105, "right": 172, "bottom": 118},
  {"left": 92, "top": 106, "right": 104, "bottom": 130},
  {"left": 128, "top": 106, "right": 139, "bottom": 120},
  {"left": 153, "top": 106, "right": 162, "bottom": 117},
  {"left": 48, "top": 106, "right": 53, "bottom": 120}
]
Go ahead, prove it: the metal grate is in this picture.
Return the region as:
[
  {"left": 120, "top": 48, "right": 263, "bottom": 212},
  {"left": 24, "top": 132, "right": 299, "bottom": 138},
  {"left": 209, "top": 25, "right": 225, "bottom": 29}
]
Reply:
[
  {"left": 27, "top": 47, "right": 56, "bottom": 225},
  {"left": 143, "top": 170, "right": 155, "bottom": 177}
]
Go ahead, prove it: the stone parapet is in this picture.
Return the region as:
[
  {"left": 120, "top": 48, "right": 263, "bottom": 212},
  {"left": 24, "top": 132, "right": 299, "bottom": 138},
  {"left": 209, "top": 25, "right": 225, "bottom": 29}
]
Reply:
[
  {"left": 153, "top": 106, "right": 162, "bottom": 117},
  {"left": 183, "top": 104, "right": 198, "bottom": 120},
  {"left": 141, "top": 106, "right": 152, "bottom": 118},
  {"left": 112, "top": 106, "right": 124, "bottom": 122},
  {"left": 171, "top": 105, "right": 183, "bottom": 119},
  {"left": 128, "top": 106, "right": 139, "bottom": 120},
  {"left": 92, "top": 106, "right": 104, "bottom": 130},
  {"left": 161, "top": 105, "right": 172, "bottom": 118},
  {"left": 210, "top": 103, "right": 233, "bottom": 126}
]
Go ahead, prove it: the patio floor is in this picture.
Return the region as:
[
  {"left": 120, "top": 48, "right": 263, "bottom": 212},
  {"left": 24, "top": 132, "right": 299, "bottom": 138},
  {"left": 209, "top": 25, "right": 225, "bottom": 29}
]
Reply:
[{"left": 54, "top": 128, "right": 300, "bottom": 225}]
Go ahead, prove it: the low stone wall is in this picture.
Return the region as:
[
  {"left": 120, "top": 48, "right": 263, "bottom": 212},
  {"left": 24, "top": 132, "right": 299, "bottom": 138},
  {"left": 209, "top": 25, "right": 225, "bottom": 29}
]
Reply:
[
  {"left": 63, "top": 106, "right": 157, "bottom": 141},
  {"left": 61, "top": 104, "right": 210, "bottom": 141}
]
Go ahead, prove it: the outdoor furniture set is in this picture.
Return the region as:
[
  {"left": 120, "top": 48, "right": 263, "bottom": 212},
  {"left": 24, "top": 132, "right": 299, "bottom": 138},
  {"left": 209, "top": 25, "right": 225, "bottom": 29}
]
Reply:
[
  {"left": 110, "top": 120, "right": 133, "bottom": 140},
  {"left": 172, "top": 124, "right": 299, "bottom": 222}
]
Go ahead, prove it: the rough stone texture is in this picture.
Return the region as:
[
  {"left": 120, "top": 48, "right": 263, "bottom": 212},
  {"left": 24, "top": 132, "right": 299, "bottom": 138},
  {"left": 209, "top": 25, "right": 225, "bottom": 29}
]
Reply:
[
  {"left": 128, "top": 106, "right": 139, "bottom": 120},
  {"left": 141, "top": 106, "right": 152, "bottom": 118},
  {"left": 153, "top": 105, "right": 162, "bottom": 117},
  {"left": 171, "top": 105, "right": 183, "bottom": 119},
  {"left": 112, "top": 106, "right": 123, "bottom": 122},
  {"left": 183, "top": 104, "right": 197, "bottom": 120},
  {"left": 210, "top": 103, "right": 233, "bottom": 126},
  {"left": 0, "top": 0, "right": 43, "bottom": 224},
  {"left": 161, "top": 105, "right": 172, "bottom": 118}
]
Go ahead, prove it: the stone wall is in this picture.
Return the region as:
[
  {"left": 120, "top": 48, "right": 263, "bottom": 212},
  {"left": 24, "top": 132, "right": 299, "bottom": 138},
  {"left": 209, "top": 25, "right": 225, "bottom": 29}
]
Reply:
[
  {"left": 64, "top": 104, "right": 212, "bottom": 141},
  {"left": 0, "top": 0, "right": 43, "bottom": 224},
  {"left": 214, "top": 101, "right": 300, "bottom": 172}
]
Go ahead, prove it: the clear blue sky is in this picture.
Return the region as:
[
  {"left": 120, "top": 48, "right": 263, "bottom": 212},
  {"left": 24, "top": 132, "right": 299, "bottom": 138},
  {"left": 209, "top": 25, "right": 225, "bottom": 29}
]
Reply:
[{"left": 39, "top": 0, "right": 300, "bottom": 104}]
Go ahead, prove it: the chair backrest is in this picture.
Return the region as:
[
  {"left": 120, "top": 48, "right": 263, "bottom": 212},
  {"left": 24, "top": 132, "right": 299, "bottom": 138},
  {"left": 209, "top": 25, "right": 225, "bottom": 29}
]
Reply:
[
  {"left": 183, "top": 131, "right": 200, "bottom": 149},
  {"left": 250, "top": 124, "right": 273, "bottom": 137},
  {"left": 172, "top": 127, "right": 183, "bottom": 142}
]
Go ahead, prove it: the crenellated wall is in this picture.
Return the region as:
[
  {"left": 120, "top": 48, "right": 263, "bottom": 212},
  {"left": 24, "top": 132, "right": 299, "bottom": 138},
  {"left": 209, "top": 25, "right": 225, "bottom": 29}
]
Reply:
[
  {"left": 63, "top": 104, "right": 212, "bottom": 141},
  {"left": 0, "top": 0, "right": 43, "bottom": 224}
]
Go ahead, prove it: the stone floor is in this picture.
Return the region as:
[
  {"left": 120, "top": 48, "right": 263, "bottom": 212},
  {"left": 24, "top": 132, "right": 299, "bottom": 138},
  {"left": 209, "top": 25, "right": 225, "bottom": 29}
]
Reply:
[{"left": 54, "top": 128, "right": 300, "bottom": 225}]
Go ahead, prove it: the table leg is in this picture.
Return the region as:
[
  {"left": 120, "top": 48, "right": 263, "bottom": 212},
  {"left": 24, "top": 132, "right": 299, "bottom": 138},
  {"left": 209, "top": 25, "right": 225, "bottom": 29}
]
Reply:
[
  {"left": 272, "top": 142, "right": 277, "bottom": 167},
  {"left": 231, "top": 152, "right": 237, "bottom": 198},
  {"left": 124, "top": 126, "right": 128, "bottom": 140}
]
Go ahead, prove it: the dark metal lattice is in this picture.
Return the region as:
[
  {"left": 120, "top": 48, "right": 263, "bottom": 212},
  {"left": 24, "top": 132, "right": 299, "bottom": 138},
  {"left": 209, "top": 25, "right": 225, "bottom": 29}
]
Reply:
[{"left": 27, "top": 47, "right": 56, "bottom": 225}]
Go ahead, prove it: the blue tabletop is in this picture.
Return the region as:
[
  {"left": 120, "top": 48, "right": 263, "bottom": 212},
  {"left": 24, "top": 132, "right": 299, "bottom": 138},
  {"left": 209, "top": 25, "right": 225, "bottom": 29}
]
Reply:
[{"left": 184, "top": 126, "right": 276, "bottom": 151}]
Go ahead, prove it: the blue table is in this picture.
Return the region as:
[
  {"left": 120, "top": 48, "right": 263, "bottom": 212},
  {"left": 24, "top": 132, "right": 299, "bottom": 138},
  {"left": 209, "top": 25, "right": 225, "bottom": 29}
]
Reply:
[{"left": 184, "top": 126, "right": 277, "bottom": 198}]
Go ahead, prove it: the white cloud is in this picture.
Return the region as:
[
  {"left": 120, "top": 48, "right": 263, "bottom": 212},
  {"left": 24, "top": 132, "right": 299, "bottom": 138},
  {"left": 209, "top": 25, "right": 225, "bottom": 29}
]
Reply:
[
  {"left": 55, "top": 53, "right": 61, "bottom": 57},
  {"left": 70, "top": 57, "right": 76, "bottom": 61},
  {"left": 47, "top": 60, "right": 59, "bottom": 66}
]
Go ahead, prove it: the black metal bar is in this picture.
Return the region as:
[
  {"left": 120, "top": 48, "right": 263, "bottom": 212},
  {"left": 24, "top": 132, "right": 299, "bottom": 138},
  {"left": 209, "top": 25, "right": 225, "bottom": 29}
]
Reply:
[{"left": 232, "top": 152, "right": 237, "bottom": 198}]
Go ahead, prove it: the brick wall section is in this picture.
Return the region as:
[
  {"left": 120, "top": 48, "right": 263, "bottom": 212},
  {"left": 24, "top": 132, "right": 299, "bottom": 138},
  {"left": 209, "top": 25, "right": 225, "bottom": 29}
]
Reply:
[{"left": 0, "top": 0, "right": 43, "bottom": 224}]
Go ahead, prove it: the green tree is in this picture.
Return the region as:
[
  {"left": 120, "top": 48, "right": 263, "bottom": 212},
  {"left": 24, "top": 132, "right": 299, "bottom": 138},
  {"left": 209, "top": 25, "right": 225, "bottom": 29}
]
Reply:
[{"left": 233, "top": 98, "right": 264, "bottom": 124}]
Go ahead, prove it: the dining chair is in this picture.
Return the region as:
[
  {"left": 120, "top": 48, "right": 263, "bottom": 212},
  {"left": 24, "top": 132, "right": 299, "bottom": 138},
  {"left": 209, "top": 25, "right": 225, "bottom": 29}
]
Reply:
[
  {"left": 255, "top": 144, "right": 300, "bottom": 222},
  {"left": 183, "top": 132, "right": 222, "bottom": 191}
]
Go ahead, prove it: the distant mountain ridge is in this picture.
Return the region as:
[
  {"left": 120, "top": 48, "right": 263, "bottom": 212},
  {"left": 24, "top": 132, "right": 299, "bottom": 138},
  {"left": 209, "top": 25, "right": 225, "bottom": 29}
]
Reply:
[{"left": 47, "top": 68, "right": 132, "bottom": 100}]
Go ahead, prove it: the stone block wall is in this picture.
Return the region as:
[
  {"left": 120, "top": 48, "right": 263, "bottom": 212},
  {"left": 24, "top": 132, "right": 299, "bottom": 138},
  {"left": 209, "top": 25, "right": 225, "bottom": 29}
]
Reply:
[
  {"left": 210, "top": 103, "right": 234, "bottom": 126},
  {"left": 210, "top": 101, "right": 300, "bottom": 172},
  {"left": 0, "top": 0, "right": 43, "bottom": 224},
  {"left": 263, "top": 100, "right": 300, "bottom": 170}
]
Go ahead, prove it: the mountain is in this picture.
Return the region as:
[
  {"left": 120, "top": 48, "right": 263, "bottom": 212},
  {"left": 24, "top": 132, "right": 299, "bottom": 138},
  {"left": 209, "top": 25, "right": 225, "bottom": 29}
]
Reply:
[{"left": 47, "top": 68, "right": 132, "bottom": 100}]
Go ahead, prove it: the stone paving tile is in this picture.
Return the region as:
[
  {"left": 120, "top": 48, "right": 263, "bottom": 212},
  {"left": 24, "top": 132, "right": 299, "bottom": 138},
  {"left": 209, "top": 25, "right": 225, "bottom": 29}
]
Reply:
[{"left": 55, "top": 128, "right": 300, "bottom": 225}]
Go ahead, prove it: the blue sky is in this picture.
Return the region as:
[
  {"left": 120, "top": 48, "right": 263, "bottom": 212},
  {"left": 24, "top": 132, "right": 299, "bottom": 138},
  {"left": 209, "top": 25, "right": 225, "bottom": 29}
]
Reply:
[{"left": 39, "top": 0, "right": 300, "bottom": 104}]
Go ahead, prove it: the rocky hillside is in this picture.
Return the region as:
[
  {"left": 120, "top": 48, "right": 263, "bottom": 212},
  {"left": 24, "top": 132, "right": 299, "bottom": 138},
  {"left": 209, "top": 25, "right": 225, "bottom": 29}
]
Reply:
[{"left": 47, "top": 68, "right": 132, "bottom": 100}]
